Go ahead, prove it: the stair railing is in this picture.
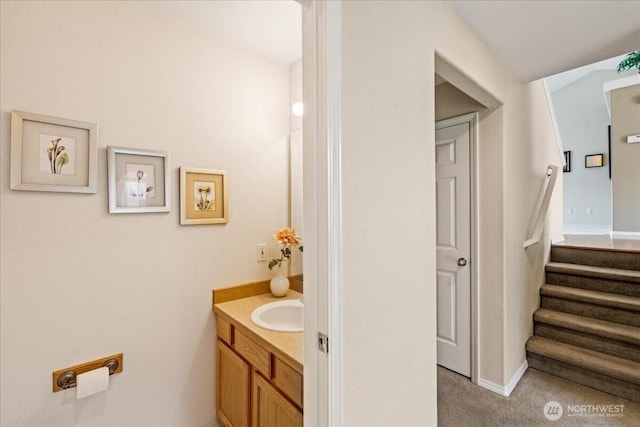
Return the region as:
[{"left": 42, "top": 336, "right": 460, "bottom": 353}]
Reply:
[{"left": 524, "top": 165, "right": 559, "bottom": 248}]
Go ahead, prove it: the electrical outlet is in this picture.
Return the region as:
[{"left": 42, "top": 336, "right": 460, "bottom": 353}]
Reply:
[
  {"left": 257, "top": 244, "right": 267, "bottom": 262},
  {"left": 586, "top": 208, "right": 592, "bottom": 214}
]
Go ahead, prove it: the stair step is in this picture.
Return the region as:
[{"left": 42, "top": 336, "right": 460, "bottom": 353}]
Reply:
[
  {"left": 551, "top": 246, "right": 640, "bottom": 270},
  {"left": 534, "top": 308, "right": 640, "bottom": 345},
  {"left": 527, "top": 353, "right": 640, "bottom": 403},
  {"left": 541, "top": 285, "right": 640, "bottom": 327},
  {"left": 546, "top": 262, "right": 640, "bottom": 284},
  {"left": 526, "top": 336, "right": 640, "bottom": 385},
  {"left": 541, "top": 284, "right": 640, "bottom": 311},
  {"left": 533, "top": 309, "right": 640, "bottom": 362},
  {"left": 546, "top": 270, "right": 640, "bottom": 298}
]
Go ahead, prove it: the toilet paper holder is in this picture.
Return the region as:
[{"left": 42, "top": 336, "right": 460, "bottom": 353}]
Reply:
[{"left": 53, "top": 353, "right": 123, "bottom": 392}]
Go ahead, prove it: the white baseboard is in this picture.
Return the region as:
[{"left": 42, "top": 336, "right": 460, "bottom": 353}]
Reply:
[
  {"left": 478, "top": 360, "right": 528, "bottom": 396},
  {"left": 551, "top": 235, "right": 565, "bottom": 244},
  {"left": 506, "top": 360, "right": 528, "bottom": 395},
  {"left": 477, "top": 377, "right": 507, "bottom": 396},
  {"left": 563, "top": 224, "right": 612, "bottom": 235},
  {"left": 611, "top": 231, "right": 640, "bottom": 238}
]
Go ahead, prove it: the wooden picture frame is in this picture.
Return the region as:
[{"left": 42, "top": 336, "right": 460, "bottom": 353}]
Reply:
[
  {"left": 180, "top": 167, "right": 228, "bottom": 225},
  {"left": 10, "top": 110, "right": 98, "bottom": 193},
  {"left": 585, "top": 153, "right": 604, "bottom": 168},
  {"left": 107, "top": 146, "right": 170, "bottom": 213}
]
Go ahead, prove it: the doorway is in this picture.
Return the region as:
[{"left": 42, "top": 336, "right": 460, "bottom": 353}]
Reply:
[{"left": 434, "top": 52, "right": 503, "bottom": 386}]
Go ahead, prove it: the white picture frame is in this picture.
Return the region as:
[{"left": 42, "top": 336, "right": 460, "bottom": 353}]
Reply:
[
  {"left": 107, "top": 146, "right": 170, "bottom": 214},
  {"left": 10, "top": 110, "right": 98, "bottom": 193}
]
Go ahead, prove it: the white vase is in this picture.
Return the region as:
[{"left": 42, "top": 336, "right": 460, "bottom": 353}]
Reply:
[{"left": 270, "top": 270, "right": 290, "bottom": 297}]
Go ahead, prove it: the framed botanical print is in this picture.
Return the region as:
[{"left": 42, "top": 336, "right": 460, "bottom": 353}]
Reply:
[
  {"left": 10, "top": 110, "right": 97, "bottom": 193},
  {"left": 180, "top": 167, "right": 228, "bottom": 225},
  {"left": 107, "top": 146, "right": 170, "bottom": 213}
]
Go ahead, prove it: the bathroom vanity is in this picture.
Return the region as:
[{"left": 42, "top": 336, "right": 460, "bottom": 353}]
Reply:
[{"left": 213, "top": 283, "right": 303, "bottom": 427}]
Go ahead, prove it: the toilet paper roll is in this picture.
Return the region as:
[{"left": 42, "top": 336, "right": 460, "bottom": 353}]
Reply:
[{"left": 76, "top": 366, "right": 109, "bottom": 399}]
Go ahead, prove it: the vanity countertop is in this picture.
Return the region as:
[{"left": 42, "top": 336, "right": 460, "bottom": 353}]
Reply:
[{"left": 213, "top": 290, "right": 303, "bottom": 372}]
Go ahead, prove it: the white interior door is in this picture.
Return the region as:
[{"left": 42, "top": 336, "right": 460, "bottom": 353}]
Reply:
[{"left": 435, "top": 120, "right": 471, "bottom": 377}]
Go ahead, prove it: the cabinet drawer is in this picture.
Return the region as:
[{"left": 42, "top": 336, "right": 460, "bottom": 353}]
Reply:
[
  {"left": 234, "top": 329, "right": 270, "bottom": 376},
  {"left": 272, "top": 357, "right": 302, "bottom": 408},
  {"left": 217, "top": 316, "right": 232, "bottom": 345}
]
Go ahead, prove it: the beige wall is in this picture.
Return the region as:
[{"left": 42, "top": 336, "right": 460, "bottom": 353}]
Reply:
[
  {"left": 339, "top": 2, "right": 561, "bottom": 422},
  {"left": 476, "top": 107, "right": 506, "bottom": 385},
  {"left": 0, "top": 2, "right": 289, "bottom": 425},
  {"left": 611, "top": 84, "right": 640, "bottom": 232},
  {"left": 505, "top": 79, "right": 563, "bottom": 382},
  {"left": 435, "top": 82, "right": 487, "bottom": 121},
  {"left": 341, "top": 3, "right": 439, "bottom": 423}
]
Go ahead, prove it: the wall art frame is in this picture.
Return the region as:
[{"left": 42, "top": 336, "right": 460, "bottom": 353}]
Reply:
[
  {"left": 180, "top": 167, "right": 228, "bottom": 225},
  {"left": 563, "top": 151, "right": 571, "bottom": 173},
  {"left": 585, "top": 153, "right": 604, "bottom": 168},
  {"left": 10, "top": 110, "right": 98, "bottom": 193},
  {"left": 107, "top": 146, "right": 170, "bottom": 213},
  {"left": 608, "top": 125, "right": 612, "bottom": 179}
]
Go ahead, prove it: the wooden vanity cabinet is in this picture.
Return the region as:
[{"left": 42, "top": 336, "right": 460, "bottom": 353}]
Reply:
[
  {"left": 215, "top": 316, "right": 302, "bottom": 427},
  {"left": 217, "top": 341, "right": 251, "bottom": 427}
]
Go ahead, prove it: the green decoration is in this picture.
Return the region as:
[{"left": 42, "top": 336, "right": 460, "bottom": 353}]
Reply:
[{"left": 616, "top": 51, "right": 640, "bottom": 74}]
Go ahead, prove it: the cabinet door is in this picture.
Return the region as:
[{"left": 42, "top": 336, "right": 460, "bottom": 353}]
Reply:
[
  {"left": 252, "top": 371, "right": 302, "bottom": 427},
  {"left": 217, "top": 340, "right": 251, "bottom": 427}
]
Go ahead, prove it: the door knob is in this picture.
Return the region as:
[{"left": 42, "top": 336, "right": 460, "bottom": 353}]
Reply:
[{"left": 457, "top": 258, "right": 468, "bottom": 267}]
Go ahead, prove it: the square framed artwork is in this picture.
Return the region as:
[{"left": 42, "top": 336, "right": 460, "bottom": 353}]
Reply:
[
  {"left": 180, "top": 167, "right": 228, "bottom": 225},
  {"left": 107, "top": 146, "right": 170, "bottom": 213},
  {"left": 10, "top": 110, "right": 98, "bottom": 193}
]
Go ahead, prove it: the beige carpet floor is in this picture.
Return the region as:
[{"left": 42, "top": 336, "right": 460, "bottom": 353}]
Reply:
[{"left": 438, "top": 366, "right": 640, "bottom": 426}]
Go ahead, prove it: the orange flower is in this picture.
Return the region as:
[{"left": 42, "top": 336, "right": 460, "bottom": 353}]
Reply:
[
  {"left": 269, "top": 228, "right": 302, "bottom": 270},
  {"left": 274, "top": 228, "right": 301, "bottom": 247}
]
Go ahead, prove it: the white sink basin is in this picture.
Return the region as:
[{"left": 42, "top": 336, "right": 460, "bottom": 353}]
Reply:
[{"left": 251, "top": 299, "right": 303, "bottom": 332}]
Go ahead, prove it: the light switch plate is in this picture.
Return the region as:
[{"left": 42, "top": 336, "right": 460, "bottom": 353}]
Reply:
[
  {"left": 257, "top": 244, "right": 267, "bottom": 262},
  {"left": 627, "top": 134, "right": 640, "bottom": 144}
]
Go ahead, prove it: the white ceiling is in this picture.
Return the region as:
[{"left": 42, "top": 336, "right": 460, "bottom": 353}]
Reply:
[
  {"left": 141, "top": 1, "right": 638, "bottom": 82},
  {"left": 141, "top": 0, "right": 302, "bottom": 65},
  {"left": 450, "top": 0, "right": 640, "bottom": 82}
]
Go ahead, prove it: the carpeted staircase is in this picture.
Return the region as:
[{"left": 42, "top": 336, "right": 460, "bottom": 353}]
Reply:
[{"left": 526, "top": 244, "right": 640, "bottom": 403}]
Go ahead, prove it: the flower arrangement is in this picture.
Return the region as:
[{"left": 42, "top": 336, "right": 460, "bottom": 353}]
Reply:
[{"left": 268, "top": 227, "right": 302, "bottom": 271}]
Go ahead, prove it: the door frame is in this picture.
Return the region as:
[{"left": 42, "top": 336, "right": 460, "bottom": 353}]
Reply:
[
  {"left": 301, "top": 0, "right": 342, "bottom": 426},
  {"left": 435, "top": 112, "right": 479, "bottom": 384}
]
